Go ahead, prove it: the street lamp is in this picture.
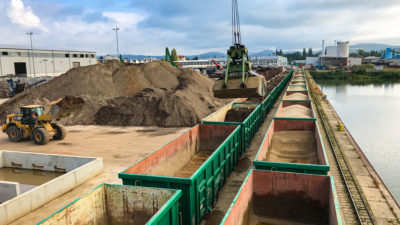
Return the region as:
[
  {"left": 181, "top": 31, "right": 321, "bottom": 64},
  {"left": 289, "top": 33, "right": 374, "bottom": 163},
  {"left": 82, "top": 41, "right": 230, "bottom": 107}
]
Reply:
[
  {"left": 112, "top": 26, "right": 120, "bottom": 57},
  {"left": 42, "top": 59, "right": 48, "bottom": 76},
  {"left": 26, "top": 31, "right": 36, "bottom": 77}
]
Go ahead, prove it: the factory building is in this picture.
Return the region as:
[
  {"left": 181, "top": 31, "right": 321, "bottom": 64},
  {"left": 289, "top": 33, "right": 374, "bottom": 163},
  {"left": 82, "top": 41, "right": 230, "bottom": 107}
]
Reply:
[
  {"left": 306, "top": 41, "right": 361, "bottom": 67},
  {"left": 177, "top": 56, "right": 288, "bottom": 69},
  {"left": 0, "top": 45, "right": 97, "bottom": 77}
]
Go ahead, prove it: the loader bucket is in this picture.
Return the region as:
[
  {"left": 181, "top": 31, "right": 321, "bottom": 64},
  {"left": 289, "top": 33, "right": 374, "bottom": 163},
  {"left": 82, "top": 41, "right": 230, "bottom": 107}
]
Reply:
[{"left": 213, "top": 76, "right": 266, "bottom": 98}]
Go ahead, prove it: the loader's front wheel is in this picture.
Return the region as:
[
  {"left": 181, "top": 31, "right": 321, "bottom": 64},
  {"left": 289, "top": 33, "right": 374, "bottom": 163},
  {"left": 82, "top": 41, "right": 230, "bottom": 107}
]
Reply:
[
  {"left": 7, "top": 125, "right": 21, "bottom": 142},
  {"left": 32, "top": 127, "right": 50, "bottom": 145},
  {"left": 52, "top": 123, "right": 66, "bottom": 140}
]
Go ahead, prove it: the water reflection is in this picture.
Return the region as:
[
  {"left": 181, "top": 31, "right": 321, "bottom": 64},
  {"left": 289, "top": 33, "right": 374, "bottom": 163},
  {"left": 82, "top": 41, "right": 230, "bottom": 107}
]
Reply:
[{"left": 316, "top": 78, "right": 400, "bottom": 204}]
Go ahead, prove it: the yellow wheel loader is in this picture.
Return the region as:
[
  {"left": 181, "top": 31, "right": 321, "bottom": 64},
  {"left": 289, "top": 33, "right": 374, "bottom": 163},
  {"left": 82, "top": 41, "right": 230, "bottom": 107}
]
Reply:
[{"left": 2, "top": 104, "right": 66, "bottom": 145}]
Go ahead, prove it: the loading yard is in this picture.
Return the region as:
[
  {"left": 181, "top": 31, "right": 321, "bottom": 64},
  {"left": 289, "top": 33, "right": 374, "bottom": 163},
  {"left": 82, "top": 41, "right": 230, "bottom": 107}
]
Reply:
[{"left": 0, "top": 68, "right": 399, "bottom": 225}]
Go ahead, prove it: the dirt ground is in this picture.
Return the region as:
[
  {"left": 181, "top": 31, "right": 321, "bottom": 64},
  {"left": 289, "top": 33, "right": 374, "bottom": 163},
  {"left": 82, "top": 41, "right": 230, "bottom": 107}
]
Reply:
[{"left": 1, "top": 125, "right": 189, "bottom": 225}]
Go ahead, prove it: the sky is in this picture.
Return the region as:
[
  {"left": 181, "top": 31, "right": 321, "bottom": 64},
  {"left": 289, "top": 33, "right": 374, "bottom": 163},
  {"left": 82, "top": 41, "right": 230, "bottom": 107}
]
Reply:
[{"left": 1, "top": 0, "right": 400, "bottom": 55}]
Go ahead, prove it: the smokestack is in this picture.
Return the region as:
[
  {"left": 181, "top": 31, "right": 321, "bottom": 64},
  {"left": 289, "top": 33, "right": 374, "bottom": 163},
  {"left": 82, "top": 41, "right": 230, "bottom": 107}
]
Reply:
[{"left": 321, "top": 40, "right": 325, "bottom": 56}]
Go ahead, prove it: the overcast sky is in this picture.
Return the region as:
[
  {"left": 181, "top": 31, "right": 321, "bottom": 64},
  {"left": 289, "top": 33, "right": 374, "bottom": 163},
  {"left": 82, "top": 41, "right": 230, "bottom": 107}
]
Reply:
[{"left": 1, "top": 0, "right": 400, "bottom": 55}]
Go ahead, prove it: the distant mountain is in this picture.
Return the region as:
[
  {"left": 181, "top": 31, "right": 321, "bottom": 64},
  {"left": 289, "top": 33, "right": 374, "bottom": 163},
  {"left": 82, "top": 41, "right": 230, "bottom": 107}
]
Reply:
[
  {"left": 350, "top": 43, "right": 400, "bottom": 53},
  {"left": 249, "top": 49, "right": 275, "bottom": 57},
  {"left": 121, "top": 54, "right": 164, "bottom": 60},
  {"left": 100, "top": 50, "right": 276, "bottom": 60}
]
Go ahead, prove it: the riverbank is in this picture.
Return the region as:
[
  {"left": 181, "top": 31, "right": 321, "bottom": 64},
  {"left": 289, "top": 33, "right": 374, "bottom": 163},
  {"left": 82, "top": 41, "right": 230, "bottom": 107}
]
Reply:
[
  {"left": 310, "top": 70, "right": 400, "bottom": 81},
  {"left": 307, "top": 71, "right": 400, "bottom": 224}
]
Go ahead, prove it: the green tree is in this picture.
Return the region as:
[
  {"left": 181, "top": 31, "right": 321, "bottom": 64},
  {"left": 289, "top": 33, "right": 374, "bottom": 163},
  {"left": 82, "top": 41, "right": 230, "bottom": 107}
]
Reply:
[
  {"left": 279, "top": 49, "right": 283, "bottom": 56},
  {"left": 302, "top": 48, "right": 307, "bottom": 57},
  {"left": 171, "top": 48, "right": 178, "bottom": 61},
  {"left": 193, "top": 56, "right": 199, "bottom": 60},
  {"left": 308, "top": 48, "right": 313, "bottom": 56}
]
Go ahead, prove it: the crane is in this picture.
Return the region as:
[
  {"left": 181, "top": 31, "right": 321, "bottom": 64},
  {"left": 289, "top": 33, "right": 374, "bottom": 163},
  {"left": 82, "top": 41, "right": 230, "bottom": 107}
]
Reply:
[
  {"left": 211, "top": 59, "right": 223, "bottom": 69},
  {"left": 212, "top": 0, "right": 266, "bottom": 98}
]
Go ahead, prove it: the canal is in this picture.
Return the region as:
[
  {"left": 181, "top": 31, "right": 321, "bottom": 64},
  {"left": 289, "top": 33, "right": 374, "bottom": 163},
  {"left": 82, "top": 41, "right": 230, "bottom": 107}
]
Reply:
[{"left": 315, "top": 78, "right": 400, "bottom": 204}]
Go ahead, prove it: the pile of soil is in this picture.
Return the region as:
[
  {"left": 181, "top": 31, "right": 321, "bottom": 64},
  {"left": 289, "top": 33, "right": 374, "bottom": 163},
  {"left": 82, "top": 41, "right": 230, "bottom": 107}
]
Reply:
[
  {"left": 0, "top": 61, "right": 230, "bottom": 127},
  {"left": 266, "top": 131, "right": 317, "bottom": 164},
  {"left": 224, "top": 108, "right": 254, "bottom": 122},
  {"left": 285, "top": 93, "right": 308, "bottom": 100},
  {"left": 278, "top": 105, "right": 312, "bottom": 118}
]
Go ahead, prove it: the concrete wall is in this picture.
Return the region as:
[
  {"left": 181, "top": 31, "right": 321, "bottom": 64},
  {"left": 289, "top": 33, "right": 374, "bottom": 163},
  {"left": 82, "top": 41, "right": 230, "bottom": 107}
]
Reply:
[
  {"left": 0, "top": 48, "right": 97, "bottom": 77},
  {"left": 0, "top": 150, "right": 103, "bottom": 225},
  {"left": 0, "top": 181, "right": 20, "bottom": 204}
]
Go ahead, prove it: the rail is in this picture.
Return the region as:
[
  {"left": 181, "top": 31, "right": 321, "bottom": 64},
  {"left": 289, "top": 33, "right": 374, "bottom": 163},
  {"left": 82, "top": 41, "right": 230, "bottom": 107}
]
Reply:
[{"left": 306, "top": 72, "right": 375, "bottom": 225}]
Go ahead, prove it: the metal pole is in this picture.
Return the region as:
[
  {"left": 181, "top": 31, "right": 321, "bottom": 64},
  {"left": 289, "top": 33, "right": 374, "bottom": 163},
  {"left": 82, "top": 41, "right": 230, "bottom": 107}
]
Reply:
[
  {"left": 43, "top": 60, "right": 48, "bottom": 76},
  {"left": 112, "top": 26, "right": 120, "bottom": 57},
  {"left": 0, "top": 53, "right": 3, "bottom": 77},
  {"left": 52, "top": 50, "right": 56, "bottom": 76},
  {"left": 26, "top": 32, "right": 36, "bottom": 77}
]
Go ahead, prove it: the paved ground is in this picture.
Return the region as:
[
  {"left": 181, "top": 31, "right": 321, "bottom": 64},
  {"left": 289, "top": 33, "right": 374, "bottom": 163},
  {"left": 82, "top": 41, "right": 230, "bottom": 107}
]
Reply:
[{"left": 1, "top": 125, "right": 189, "bottom": 225}]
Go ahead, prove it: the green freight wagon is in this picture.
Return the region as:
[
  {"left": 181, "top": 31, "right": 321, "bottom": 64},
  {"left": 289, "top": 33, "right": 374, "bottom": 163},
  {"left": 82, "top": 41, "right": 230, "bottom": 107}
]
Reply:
[
  {"left": 38, "top": 183, "right": 182, "bottom": 225},
  {"left": 119, "top": 124, "right": 240, "bottom": 225},
  {"left": 220, "top": 170, "right": 342, "bottom": 225},
  {"left": 202, "top": 103, "right": 262, "bottom": 155},
  {"left": 254, "top": 119, "right": 329, "bottom": 175},
  {"left": 286, "top": 84, "right": 308, "bottom": 92}
]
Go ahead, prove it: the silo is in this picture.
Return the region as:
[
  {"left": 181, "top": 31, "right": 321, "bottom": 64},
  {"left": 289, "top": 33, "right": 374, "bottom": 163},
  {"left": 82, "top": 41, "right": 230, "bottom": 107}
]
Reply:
[{"left": 337, "top": 41, "right": 350, "bottom": 57}]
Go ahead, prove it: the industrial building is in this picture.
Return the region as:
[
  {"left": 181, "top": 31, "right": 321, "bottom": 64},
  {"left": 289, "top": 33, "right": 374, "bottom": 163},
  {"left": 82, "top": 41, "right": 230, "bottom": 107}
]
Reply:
[
  {"left": 0, "top": 45, "right": 97, "bottom": 77},
  {"left": 176, "top": 55, "right": 288, "bottom": 69},
  {"left": 306, "top": 41, "right": 362, "bottom": 67}
]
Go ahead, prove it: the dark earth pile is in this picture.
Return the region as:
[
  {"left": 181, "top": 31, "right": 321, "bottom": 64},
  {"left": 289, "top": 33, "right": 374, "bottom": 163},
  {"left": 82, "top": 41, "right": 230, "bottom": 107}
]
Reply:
[{"left": 224, "top": 108, "right": 254, "bottom": 122}]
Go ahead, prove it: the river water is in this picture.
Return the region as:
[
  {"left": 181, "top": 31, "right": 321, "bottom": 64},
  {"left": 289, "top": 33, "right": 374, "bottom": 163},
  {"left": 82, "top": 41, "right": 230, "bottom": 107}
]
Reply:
[{"left": 315, "top": 79, "right": 400, "bottom": 204}]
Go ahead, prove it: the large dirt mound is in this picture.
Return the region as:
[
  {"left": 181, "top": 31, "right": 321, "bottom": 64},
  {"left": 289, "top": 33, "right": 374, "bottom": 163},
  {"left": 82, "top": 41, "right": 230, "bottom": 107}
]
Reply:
[{"left": 0, "top": 61, "right": 229, "bottom": 127}]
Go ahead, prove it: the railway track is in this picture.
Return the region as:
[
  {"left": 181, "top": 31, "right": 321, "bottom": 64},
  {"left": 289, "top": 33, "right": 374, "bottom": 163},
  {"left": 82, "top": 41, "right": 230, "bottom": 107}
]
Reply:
[{"left": 307, "top": 73, "right": 375, "bottom": 225}]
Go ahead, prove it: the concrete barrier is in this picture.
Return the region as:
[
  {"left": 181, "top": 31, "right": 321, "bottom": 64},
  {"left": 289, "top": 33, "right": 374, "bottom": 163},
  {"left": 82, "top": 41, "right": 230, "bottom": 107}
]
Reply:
[
  {"left": 0, "top": 181, "right": 20, "bottom": 204},
  {"left": 0, "top": 150, "right": 103, "bottom": 225}
]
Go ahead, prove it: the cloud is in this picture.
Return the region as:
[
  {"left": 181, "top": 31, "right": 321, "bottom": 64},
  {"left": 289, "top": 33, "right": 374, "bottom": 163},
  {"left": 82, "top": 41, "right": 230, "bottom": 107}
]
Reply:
[
  {"left": 1, "top": 0, "right": 400, "bottom": 55},
  {"left": 7, "top": 0, "right": 47, "bottom": 31},
  {"left": 103, "top": 12, "right": 146, "bottom": 28}
]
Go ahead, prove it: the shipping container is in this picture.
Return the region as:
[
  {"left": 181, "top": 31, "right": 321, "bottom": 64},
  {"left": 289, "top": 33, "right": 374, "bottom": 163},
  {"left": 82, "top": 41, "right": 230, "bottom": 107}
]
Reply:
[
  {"left": 274, "top": 100, "right": 316, "bottom": 120},
  {"left": 119, "top": 124, "right": 240, "bottom": 225},
  {"left": 202, "top": 103, "right": 262, "bottom": 154},
  {"left": 38, "top": 183, "right": 182, "bottom": 225},
  {"left": 253, "top": 119, "right": 329, "bottom": 175},
  {"left": 220, "top": 170, "right": 342, "bottom": 225}
]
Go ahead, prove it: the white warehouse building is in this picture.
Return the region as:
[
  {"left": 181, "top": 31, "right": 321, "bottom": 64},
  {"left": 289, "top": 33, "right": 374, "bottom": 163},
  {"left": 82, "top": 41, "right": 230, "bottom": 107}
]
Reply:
[{"left": 0, "top": 45, "right": 97, "bottom": 77}]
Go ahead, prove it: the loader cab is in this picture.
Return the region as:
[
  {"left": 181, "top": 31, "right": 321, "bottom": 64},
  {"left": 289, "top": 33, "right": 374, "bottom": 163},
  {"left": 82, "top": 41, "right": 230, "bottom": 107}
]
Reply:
[{"left": 20, "top": 105, "right": 44, "bottom": 125}]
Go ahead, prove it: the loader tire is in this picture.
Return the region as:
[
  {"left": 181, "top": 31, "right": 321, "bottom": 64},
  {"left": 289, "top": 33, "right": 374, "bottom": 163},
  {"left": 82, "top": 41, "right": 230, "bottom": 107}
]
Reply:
[
  {"left": 7, "top": 125, "right": 21, "bottom": 142},
  {"left": 32, "top": 127, "right": 50, "bottom": 145},
  {"left": 52, "top": 123, "right": 66, "bottom": 140}
]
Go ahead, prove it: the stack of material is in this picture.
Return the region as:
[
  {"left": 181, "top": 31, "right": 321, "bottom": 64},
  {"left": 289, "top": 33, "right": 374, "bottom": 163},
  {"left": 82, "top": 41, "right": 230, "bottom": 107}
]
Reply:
[
  {"left": 285, "top": 93, "right": 308, "bottom": 100},
  {"left": 224, "top": 108, "right": 254, "bottom": 122},
  {"left": 278, "top": 105, "right": 312, "bottom": 118},
  {"left": 0, "top": 61, "right": 230, "bottom": 127},
  {"left": 266, "top": 131, "right": 317, "bottom": 164}
]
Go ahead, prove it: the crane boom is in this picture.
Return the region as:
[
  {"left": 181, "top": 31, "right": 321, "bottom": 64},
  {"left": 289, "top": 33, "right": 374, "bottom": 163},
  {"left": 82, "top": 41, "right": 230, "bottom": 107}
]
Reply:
[{"left": 212, "top": 0, "right": 266, "bottom": 98}]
